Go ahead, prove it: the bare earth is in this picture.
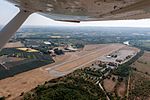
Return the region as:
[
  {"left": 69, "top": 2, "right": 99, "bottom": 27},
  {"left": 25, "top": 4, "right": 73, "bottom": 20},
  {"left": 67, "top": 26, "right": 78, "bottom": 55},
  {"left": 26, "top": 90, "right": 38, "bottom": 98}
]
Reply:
[
  {"left": 117, "top": 82, "right": 126, "bottom": 97},
  {"left": 3, "top": 42, "right": 24, "bottom": 48},
  {"left": 103, "top": 75, "right": 118, "bottom": 93},
  {"left": 0, "top": 44, "right": 125, "bottom": 100},
  {"left": 131, "top": 51, "right": 150, "bottom": 74}
]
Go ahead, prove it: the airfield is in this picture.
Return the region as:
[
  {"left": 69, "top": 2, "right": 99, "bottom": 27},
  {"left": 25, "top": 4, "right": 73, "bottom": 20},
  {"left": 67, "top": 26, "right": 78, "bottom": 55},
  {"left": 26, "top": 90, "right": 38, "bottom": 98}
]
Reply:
[{"left": 0, "top": 44, "right": 125, "bottom": 100}]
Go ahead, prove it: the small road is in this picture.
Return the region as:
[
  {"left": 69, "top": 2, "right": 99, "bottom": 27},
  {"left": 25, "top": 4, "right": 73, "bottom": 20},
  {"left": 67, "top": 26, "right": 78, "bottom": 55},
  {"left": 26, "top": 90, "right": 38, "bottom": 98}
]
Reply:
[
  {"left": 126, "top": 74, "right": 131, "bottom": 100},
  {"left": 99, "top": 83, "right": 110, "bottom": 100}
]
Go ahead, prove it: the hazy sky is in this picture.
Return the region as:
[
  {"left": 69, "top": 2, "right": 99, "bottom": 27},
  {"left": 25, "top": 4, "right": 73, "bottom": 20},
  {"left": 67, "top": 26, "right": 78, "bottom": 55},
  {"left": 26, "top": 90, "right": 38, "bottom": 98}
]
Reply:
[{"left": 1, "top": 0, "right": 150, "bottom": 27}]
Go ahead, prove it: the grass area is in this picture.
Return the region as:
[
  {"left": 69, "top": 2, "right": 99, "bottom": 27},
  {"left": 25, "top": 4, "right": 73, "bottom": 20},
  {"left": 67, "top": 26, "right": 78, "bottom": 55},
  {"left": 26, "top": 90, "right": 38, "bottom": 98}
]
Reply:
[
  {"left": 142, "top": 42, "right": 150, "bottom": 48},
  {"left": 17, "top": 48, "right": 39, "bottom": 52},
  {"left": 0, "top": 48, "right": 52, "bottom": 61},
  {"left": 131, "top": 52, "right": 150, "bottom": 75},
  {"left": 131, "top": 40, "right": 150, "bottom": 51},
  {"left": 22, "top": 69, "right": 107, "bottom": 100},
  {"left": 131, "top": 80, "right": 150, "bottom": 99},
  {"left": 129, "top": 52, "right": 150, "bottom": 99},
  {"left": 129, "top": 71, "right": 150, "bottom": 100}
]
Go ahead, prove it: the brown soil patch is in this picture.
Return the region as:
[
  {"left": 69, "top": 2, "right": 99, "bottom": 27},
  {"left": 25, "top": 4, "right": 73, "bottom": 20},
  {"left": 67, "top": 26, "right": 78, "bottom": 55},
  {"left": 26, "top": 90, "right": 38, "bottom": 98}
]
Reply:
[
  {"left": 117, "top": 82, "right": 126, "bottom": 97},
  {"left": 0, "top": 68, "right": 53, "bottom": 100},
  {"left": 103, "top": 75, "right": 118, "bottom": 92},
  {"left": 4, "top": 42, "right": 24, "bottom": 48}
]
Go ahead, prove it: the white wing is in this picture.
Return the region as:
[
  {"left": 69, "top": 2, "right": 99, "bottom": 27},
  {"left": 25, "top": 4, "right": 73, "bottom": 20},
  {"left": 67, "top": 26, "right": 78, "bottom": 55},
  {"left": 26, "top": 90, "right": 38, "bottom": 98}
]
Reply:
[
  {"left": 1, "top": 0, "right": 150, "bottom": 49},
  {"left": 6, "top": 0, "right": 150, "bottom": 22}
]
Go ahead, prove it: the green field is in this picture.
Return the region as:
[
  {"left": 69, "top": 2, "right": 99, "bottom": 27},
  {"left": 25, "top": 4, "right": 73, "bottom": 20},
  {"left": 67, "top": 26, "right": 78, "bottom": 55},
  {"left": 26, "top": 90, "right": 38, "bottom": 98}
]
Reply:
[
  {"left": 131, "top": 40, "right": 150, "bottom": 51},
  {"left": 0, "top": 48, "right": 54, "bottom": 79},
  {"left": 0, "top": 48, "right": 53, "bottom": 61}
]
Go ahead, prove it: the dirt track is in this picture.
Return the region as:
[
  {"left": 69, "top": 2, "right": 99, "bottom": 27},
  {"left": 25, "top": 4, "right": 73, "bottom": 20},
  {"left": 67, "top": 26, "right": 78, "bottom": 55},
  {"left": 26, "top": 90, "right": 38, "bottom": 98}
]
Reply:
[{"left": 0, "top": 44, "right": 125, "bottom": 100}]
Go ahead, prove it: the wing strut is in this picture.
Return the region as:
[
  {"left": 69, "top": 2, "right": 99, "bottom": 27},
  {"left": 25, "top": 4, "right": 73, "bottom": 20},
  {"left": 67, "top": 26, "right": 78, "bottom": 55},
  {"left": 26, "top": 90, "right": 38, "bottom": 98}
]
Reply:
[{"left": 0, "top": 9, "right": 32, "bottom": 50}]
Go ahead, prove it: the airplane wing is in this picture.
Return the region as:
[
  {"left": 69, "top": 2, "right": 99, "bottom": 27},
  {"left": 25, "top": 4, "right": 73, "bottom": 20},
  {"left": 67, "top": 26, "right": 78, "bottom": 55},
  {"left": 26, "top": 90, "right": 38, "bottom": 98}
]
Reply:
[
  {"left": 6, "top": 0, "right": 150, "bottom": 22},
  {"left": 0, "top": 0, "right": 150, "bottom": 49}
]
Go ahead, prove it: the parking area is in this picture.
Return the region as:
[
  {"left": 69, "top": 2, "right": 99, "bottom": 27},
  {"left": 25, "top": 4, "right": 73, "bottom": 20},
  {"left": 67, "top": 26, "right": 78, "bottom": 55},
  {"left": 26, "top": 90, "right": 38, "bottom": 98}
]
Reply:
[{"left": 99, "top": 46, "right": 139, "bottom": 64}]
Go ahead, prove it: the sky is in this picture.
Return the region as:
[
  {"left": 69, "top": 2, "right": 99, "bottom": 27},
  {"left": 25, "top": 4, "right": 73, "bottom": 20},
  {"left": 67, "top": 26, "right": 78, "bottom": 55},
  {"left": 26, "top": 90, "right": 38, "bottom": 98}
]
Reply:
[{"left": 1, "top": 0, "right": 150, "bottom": 27}]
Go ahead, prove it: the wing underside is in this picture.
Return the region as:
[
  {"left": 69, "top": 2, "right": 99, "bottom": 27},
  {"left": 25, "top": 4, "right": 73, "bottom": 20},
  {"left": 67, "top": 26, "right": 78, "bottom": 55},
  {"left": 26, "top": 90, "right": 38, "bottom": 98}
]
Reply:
[
  {"left": 6, "top": 0, "right": 150, "bottom": 22},
  {"left": 0, "top": 0, "right": 150, "bottom": 49}
]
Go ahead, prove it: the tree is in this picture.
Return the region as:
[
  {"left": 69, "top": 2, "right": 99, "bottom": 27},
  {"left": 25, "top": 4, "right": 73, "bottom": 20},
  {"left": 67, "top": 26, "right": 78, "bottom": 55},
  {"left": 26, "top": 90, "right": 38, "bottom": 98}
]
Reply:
[
  {"left": 20, "top": 92, "right": 24, "bottom": 96},
  {"left": 132, "top": 67, "right": 137, "bottom": 71},
  {"left": 117, "top": 77, "right": 123, "bottom": 82},
  {"left": 54, "top": 48, "right": 64, "bottom": 55},
  {"left": 0, "top": 96, "right": 5, "bottom": 100},
  {"left": 145, "top": 72, "right": 148, "bottom": 75},
  {"left": 112, "top": 77, "right": 116, "bottom": 82}
]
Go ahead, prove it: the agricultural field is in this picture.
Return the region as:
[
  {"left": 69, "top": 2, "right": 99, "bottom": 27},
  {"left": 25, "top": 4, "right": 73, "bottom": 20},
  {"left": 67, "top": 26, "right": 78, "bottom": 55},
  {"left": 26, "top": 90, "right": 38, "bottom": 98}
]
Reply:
[
  {"left": 131, "top": 40, "right": 150, "bottom": 51},
  {"left": 0, "top": 48, "right": 54, "bottom": 79},
  {"left": 131, "top": 51, "right": 150, "bottom": 75},
  {"left": 0, "top": 48, "right": 52, "bottom": 61},
  {"left": 129, "top": 71, "right": 150, "bottom": 100},
  {"left": 3, "top": 41, "right": 24, "bottom": 48},
  {"left": 129, "top": 52, "right": 150, "bottom": 100},
  {"left": 17, "top": 48, "right": 39, "bottom": 52},
  {"left": 0, "top": 59, "right": 53, "bottom": 79}
]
